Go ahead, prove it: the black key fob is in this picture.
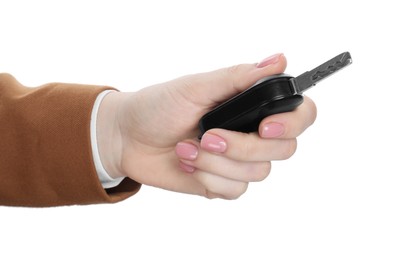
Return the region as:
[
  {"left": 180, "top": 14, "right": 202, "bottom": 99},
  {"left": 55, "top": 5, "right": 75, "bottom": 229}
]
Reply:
[
  {"left": 198, "top": 74, "right": 304, "bottom": 135},
  {"left": 198, "top": 52, "right": 352, "bottom": 137}
]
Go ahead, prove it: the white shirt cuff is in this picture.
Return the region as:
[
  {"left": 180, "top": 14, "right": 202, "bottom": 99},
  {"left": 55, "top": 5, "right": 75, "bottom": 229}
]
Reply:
[{"left": 90, "top": 90, "right": 125, "bottom": 189}]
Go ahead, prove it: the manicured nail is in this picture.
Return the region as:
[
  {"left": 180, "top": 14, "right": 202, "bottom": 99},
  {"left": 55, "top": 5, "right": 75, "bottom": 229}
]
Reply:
[
  {"left": 261, "top": 122, "right": 285, "bottom": 138},
  {"left": 256, "top": 53, "right": 283, "bottom": 68},
  {"left": 179, "top": 161, "right": 196, "bottom": 173},
  {"left": 201, "top": 133, "right": 227, "bottom": 153},
  {"left": 175, "top": 142, "right": 198, "bottom": 160}
]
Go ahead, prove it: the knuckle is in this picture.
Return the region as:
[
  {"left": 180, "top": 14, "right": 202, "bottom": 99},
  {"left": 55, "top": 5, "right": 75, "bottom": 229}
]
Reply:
[
  {"left": 240, "top": 133, "right": 259, "bottom": 160},
  {"left": 242, "top": 140, "right": 254, "bottom": 160},
  {"left": 282, "top": 139, "right": 298, "bottom": 159},
  {"left": 304, "top": 96, "right": 318, "bottom": 126},
  {"left": 226, "top": 64, "right": 242, "bottom": 76},
  {"left": 250, "top": 162, "right": 272, "bottom": 182},
  {"left": 204, "top": 190, "right": 220, "bottom": 200},
  {"left": 224, "top": 64, "right": 249, "bottom": 90},
  {"left": 225, "top": 183, "right": 249, "bottom": 200},
  {"left": 310, "top": 101, "right": 318, "bottom": 125},
  {"left": 200, "top": 174, "right": 248, "bottom": 200}
]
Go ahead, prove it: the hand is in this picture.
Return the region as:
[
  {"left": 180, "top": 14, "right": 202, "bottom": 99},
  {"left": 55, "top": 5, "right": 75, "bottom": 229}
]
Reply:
[{"left": 97, "top": 53, "right": 317, "bottom": 199}]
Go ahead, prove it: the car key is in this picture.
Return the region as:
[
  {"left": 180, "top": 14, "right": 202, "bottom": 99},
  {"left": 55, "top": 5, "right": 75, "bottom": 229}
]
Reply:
[{"left": 198, "top": 52, "right": 352, "bottom": 136}]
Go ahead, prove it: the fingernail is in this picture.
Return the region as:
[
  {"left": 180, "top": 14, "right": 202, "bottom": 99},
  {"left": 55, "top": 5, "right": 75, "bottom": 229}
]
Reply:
[
  {"left": 175, "top": 142, "right": 198, "bottom": 160},
  {"left": 201, "top": 133, "right": 227, "bottom": 153},
  {"left": 261, "top": 122, "right": 285, "bottom": 138},
  {"left": 256, "top": 53, "right": 283, "bottom": 68},
  {"left": 179, "top": 161, "right": 196, "bottom": 173}
]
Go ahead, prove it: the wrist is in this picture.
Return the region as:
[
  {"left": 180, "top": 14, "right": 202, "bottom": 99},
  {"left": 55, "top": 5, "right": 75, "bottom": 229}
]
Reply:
[{"left": 96, "top": 91, "right": 129, "bottom": 179}]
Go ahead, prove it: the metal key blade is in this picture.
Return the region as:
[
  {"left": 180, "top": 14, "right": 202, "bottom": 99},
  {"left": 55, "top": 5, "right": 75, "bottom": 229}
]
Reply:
[{"left": 291, "top": 52, "right": 352, "bottom": 94}]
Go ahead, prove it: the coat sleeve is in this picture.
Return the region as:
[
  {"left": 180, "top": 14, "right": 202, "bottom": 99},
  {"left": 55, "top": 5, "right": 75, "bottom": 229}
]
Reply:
[{"left": 0, "top": 73, "right": 140, "bottom": 207}]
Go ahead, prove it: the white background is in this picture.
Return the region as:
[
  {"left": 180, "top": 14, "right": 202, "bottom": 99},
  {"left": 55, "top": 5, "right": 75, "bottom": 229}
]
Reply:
[{"left": 1, "top": 0, "right": 417, "bottom": 259}]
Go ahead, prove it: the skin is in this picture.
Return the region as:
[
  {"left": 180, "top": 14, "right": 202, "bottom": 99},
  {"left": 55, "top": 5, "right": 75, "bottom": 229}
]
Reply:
[{"left": 96, "top": 53, "right": 317, "bottom": 199}]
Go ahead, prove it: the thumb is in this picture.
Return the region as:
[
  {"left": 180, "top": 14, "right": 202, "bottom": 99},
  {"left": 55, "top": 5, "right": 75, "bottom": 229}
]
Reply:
[{"left": 176, "top": 53, "right": 287, "bottom": 107}]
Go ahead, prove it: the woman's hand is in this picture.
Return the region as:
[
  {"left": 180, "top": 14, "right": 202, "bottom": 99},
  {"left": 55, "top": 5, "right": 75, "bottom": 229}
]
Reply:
[{"left": 97, "top": 53, "right": 317, "bottom": 199}]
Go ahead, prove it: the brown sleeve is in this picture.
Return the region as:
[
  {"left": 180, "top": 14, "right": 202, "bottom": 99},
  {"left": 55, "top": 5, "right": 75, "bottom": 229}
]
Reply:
[{"left": 0, "top": 73, "right": 140, "bottom": 207}]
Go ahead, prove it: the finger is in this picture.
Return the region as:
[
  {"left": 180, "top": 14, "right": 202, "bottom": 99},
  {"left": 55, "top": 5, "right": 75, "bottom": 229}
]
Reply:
[
  {"left": 123, "top": 149, "right": 207, "bottom": 197},
  {"left": 176, "top": 141, "right": 271, "bottom": 181},
  {"left": 200, "top": 130, "right": 297, "bottom": 162},
  {"left": 259, "top": 96, "right": 317, "bottom": 139},
  {"left": 180, "top": 149, "right": 272, "bottom": 182},
  {"left": 174, "top": 53, "right": 287, "bottom": 107},
  {"left": 192, "top": 170, "right": 249, "bottom": 200}
]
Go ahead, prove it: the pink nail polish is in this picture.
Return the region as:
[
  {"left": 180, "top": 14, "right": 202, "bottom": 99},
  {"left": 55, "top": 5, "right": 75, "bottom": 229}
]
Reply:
[
  {"left": 256, "top": 53, "right": 283, "bottom": 68},
  {"left": 201, "top": 133, "right": 227, "bottom": 153},
  {"left": 261, "top": 123, "right": 285, "bottom": 138},
  {"left": 175, "top": 142, "right": 198, "bottom": 160},
  {"left": 179, "top": 161, "right": 196, "bottom": 173}
]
